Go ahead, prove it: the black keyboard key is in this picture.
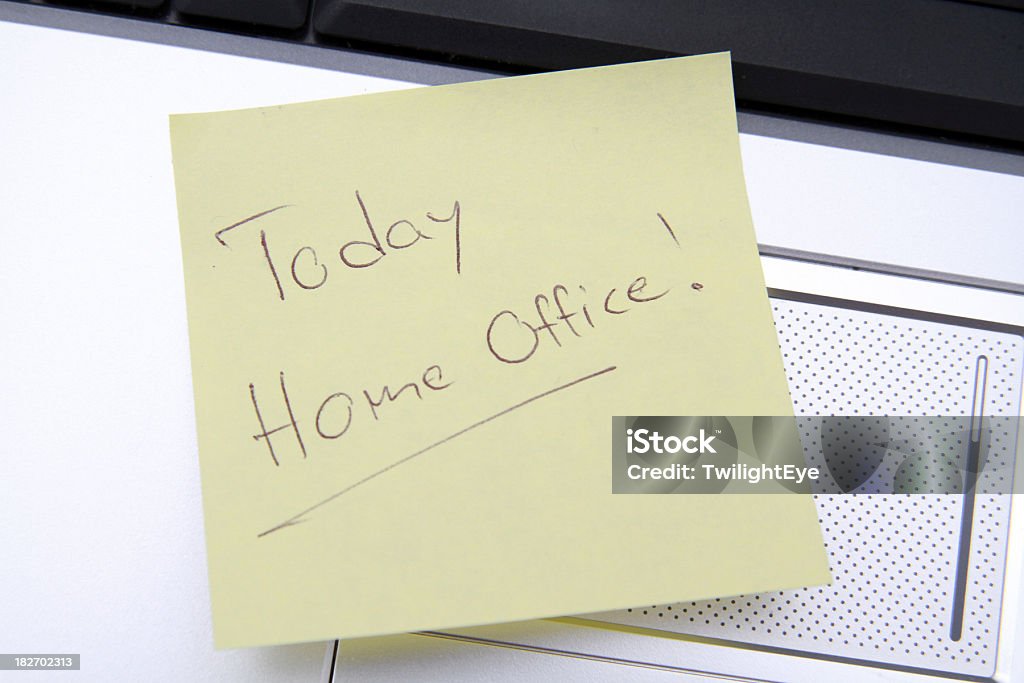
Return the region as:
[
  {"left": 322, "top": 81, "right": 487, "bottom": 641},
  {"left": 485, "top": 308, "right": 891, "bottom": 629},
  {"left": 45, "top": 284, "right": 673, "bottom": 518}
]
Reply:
[
  {"left": 47, "top": 0, "right": 166, "bottom": 9},
  {"left": 174, "top": 0, "right": 309, "bottom": 30},
  {"left": 314, "top": 1, "right": 669, "bottom": 69}
]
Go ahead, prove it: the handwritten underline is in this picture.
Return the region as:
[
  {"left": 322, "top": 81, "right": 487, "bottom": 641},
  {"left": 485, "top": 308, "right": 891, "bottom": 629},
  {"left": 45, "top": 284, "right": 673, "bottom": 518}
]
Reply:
[{"left": 257, "top": 365, "right": 618, "bottom": 538}]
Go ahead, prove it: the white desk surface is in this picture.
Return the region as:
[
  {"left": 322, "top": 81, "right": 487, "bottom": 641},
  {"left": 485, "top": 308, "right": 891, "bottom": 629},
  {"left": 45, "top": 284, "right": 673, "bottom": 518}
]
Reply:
[{"left": 2, "top": 10, "right": 1022, "bottom": 683}]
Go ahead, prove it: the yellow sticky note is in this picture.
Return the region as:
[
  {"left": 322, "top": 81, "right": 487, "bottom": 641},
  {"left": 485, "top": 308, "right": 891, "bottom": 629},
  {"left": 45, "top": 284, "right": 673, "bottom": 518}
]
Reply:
[{"left": 170, "top": 53, "right": 830, "bottom": 648}]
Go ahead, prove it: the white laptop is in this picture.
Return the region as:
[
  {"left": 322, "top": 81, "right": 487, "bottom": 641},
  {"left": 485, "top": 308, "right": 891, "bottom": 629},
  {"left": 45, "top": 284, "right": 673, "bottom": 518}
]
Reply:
[{"left": 1, "top": 3, "right": 1021, "bottom": 681}]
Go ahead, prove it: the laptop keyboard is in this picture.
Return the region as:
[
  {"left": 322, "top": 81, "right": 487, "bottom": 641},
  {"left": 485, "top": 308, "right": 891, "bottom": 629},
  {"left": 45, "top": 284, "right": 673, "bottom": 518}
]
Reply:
[{"left": 5, "top": 0, "right": 1024, "bottom": 149}]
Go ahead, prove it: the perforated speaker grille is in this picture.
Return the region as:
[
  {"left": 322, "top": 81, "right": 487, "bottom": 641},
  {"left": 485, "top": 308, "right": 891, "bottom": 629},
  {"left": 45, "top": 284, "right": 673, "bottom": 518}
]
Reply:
[{"left": 589, "top": 297, "right": 1023, "bottom": 677}]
